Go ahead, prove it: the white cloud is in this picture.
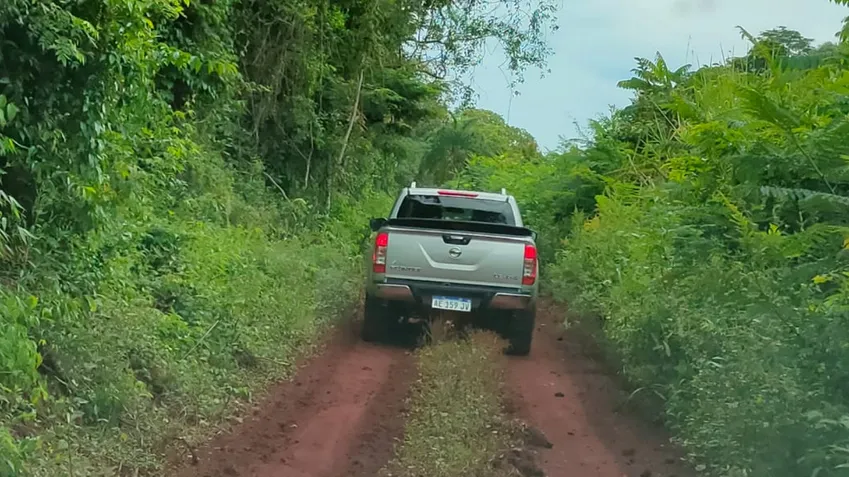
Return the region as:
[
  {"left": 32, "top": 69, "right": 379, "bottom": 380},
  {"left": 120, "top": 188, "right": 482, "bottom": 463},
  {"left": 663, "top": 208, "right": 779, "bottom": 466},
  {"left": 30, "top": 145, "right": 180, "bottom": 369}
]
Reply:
[{"left": 470, "top": 0, "right": 849, "bottom": 151}]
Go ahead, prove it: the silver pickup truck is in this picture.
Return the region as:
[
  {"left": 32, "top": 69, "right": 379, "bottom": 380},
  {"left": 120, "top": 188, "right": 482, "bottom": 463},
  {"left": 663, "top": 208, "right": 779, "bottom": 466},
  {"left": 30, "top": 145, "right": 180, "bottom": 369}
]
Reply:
[{"left": 363, "top": 183, "right": 539, "bottom": 355}]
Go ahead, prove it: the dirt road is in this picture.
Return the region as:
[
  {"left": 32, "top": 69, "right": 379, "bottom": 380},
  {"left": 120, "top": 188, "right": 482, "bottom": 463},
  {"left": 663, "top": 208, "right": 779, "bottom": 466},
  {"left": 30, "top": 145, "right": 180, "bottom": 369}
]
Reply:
[
  {"left": 173, "top": 322, "right": 416, "bottom": 477},
  {"left": 173, "top": 300, "right": 693, "bottom": 477},
  {"left": 506, "top": 300, "right": 693, "bottom": 477}
]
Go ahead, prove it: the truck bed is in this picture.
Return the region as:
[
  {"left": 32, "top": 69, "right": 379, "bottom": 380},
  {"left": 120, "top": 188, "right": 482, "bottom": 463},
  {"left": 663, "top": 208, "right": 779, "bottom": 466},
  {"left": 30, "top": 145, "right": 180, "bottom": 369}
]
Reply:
[{"left": 381, "top": 219, "right": 534, "bottom": 289}]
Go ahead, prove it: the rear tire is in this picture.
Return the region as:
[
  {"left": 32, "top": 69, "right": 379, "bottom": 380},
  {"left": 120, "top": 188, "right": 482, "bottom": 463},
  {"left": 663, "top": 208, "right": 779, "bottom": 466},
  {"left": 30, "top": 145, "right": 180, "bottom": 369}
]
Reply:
[
  {"left": 506, "top": 307, "right": 535, "bottom": 356},
  {"left": 362, "top": 294, "right": 390, "bottom": 343}
]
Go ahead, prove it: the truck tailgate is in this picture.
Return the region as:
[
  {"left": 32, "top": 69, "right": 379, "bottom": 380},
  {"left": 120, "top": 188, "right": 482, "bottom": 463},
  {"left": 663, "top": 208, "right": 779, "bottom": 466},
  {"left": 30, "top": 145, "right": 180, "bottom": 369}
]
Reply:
[{"left": 383, "top": 226, "right": 529, "bottom": 288}]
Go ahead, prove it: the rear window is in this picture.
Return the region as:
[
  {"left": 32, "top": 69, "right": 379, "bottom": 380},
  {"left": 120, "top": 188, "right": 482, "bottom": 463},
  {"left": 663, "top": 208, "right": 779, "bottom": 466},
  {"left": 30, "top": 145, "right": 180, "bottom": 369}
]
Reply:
[{"left": 397, "top": 194, "right": 516, "bottom": 225}]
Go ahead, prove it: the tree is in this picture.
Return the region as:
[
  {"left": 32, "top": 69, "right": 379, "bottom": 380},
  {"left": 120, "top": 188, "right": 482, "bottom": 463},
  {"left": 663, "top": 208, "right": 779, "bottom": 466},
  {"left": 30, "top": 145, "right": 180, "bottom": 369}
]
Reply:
[
  {"left": 458, "top": 109, "right": 539, "bottom": 157},
  {"left": 418, "top": 112, "right": 494, "bottom": 184},
  {"left": 418, "top": 108, "right": 539, "bottom": 185},
  {"left": 828, "top": 0, "right": 849, "bottom": 41},
  {"left": 733, "top": 27, "right": 821, "bottom": 73},
  {"left": 758, "top": 26, "right": 814, "bottom": 56},
  {"left": 229, "top": 0, "right": 559, "bottom": 203},
  {"left": 405, "top": 0, "right": 560, "bottom": 90},
  {"left": 617, "top": 52, "right": 691, "bottom": 97}
]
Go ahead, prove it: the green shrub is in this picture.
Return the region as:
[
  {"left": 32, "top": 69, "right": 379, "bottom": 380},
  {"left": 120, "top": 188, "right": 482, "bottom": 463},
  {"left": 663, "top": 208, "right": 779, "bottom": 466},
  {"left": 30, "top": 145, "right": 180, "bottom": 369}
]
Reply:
[
  {"left": 550, "top": 187, "right": 849, "bottom": 476},
  {"left": 1, "top": 211, "right": 366, "bottom": 475}
]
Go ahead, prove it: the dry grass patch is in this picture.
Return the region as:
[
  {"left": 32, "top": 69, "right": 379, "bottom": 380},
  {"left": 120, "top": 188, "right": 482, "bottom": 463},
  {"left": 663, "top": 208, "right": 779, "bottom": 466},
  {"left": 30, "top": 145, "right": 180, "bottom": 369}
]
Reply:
[{"left": 382, "top": 326, "right": 547, "bottom": 477}]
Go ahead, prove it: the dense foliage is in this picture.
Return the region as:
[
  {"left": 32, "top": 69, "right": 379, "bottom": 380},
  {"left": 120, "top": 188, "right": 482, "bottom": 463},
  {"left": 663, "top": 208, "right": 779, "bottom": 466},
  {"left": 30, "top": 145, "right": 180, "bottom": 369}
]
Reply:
[
  {"left": 9, "top": 0, "right": 849, "bottom": 475},
  {"left": 456, "top": 19, "right": 849, "bottom": 477},
  {"left": 0, "top": 0, "right": 555, "bottom": 474}
]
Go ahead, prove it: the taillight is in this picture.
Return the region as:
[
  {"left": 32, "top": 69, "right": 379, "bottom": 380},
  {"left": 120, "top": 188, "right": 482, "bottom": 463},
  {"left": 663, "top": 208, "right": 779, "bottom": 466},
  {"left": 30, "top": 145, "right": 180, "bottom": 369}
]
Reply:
[
  {"left": 522, "top": 244, "right": 537, "bottom": 285},
  {"left": 437, "top": 190, "right": 479, "bottom": 198},
  {"left": 373, "top": 232, "right": 389, "bottom": 273}
]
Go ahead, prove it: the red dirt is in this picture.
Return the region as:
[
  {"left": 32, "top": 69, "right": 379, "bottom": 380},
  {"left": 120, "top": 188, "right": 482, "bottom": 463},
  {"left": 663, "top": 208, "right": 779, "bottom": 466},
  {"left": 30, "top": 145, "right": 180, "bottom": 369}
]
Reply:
[
  {"left": 172, "top": 298, "right": 696, "bottom": 477},
  {"left": 172, "top": 320, "right": 415, "bottom": 477},
  {"left": 506, "top": 300, "right": 695, "bottom": 477}
]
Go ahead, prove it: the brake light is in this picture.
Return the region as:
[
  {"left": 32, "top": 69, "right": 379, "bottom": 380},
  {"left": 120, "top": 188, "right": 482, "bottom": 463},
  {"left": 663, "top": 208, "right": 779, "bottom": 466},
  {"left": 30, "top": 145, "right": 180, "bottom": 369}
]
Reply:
[
  {"left": 373, "top": 232, "right": 389, "bottom": 273},
  {"left": 522, "top": 244, "right": 537, "bottom": 285},
  {"left": 437, "top": 190, "right": 479, "bottom": 198}
]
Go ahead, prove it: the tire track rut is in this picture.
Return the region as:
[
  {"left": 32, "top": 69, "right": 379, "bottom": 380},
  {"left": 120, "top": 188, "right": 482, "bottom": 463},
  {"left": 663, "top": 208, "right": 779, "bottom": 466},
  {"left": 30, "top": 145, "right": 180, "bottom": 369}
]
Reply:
[
  {"left": 173, "top": 321, "right": 414, "bottom": 477},
  {"left": 505, "top": 300, "right": 694, "bottom": 477}
]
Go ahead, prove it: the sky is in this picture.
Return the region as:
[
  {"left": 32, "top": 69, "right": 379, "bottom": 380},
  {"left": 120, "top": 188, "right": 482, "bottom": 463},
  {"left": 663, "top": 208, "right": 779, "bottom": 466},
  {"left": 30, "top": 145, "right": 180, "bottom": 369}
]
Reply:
[{"left": 468, "top": 0, "right": 849, "bottom": 151}]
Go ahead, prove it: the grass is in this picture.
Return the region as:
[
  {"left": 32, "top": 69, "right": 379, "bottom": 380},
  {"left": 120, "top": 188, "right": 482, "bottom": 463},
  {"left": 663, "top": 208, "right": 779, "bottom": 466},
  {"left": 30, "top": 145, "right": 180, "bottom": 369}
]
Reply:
[{"left": 381, "top": 326, "right": 517, "bottom": 477}]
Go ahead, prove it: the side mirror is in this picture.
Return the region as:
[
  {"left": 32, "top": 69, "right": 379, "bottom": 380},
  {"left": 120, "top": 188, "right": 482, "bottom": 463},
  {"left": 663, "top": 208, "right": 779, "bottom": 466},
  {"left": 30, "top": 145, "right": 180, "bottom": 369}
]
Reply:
[{"left": 369, "top": 217, "right": 387, "bottom": 232}]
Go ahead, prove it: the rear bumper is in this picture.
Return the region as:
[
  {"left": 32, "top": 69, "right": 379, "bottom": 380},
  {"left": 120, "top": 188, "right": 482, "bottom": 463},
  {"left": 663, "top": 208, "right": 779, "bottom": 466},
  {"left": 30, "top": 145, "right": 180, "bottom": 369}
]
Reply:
[{"left": 369, "top": 278, "right": 534, "bottom": 311}]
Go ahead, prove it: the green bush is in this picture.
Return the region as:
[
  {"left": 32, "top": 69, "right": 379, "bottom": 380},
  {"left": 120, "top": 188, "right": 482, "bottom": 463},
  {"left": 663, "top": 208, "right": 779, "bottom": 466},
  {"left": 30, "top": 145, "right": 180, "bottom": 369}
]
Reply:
[
  {"left": 0, "top": 191, "right": 367, "bottom": 475},
  {"left": 550, "top": 186, "right": 849, "bottom": 476}
]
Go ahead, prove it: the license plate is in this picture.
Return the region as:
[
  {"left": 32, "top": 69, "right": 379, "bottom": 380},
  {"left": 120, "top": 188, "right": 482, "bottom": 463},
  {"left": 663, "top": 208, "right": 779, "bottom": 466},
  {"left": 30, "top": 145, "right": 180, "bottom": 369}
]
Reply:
[{"left": 431, "top": 296, "right": 472, "bottom": 312}]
